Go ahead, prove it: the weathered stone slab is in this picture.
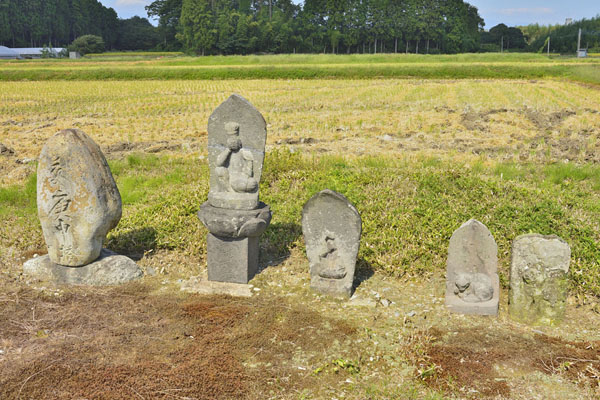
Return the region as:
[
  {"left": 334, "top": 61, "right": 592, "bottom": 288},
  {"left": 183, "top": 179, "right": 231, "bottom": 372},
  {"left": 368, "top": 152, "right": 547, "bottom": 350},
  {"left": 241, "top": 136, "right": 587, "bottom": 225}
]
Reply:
[
  {"left": 509, "top": 234, "right": 570, "bottom": 325},
  {"left": 302, "top": 189, "right": 362, "bottom": 298},
  {"left": 445, "top": 219, "right": 499, "bottom": 315},
  {"left": 180, "top": 276, "right": 253, "bottom": 297},
  {"left": 206, "top": 234, "right": 259, "bottom": 284},
  {"left": 23, "top": 249, "right": 142, "bottom": 286},
  {"left": 207, "top": 94, "right": 267, "bottom": 210},
  {"left": 37, "top": 129, "right": 122, "bottom": 266}
]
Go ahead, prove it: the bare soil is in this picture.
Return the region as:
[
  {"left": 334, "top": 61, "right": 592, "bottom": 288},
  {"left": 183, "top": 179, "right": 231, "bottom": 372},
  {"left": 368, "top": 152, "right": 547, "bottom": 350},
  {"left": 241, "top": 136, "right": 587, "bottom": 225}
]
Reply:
[{"left": 2, "top": 250, "right": 600, "bottom": 399}]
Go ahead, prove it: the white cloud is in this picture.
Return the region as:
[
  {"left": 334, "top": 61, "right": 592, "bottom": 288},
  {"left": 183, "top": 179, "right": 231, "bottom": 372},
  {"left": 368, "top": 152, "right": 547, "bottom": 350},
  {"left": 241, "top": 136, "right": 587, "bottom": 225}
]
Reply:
[
  {"left": 498, "top": 8, "right": 554, "bottom": 16},
  {"left": 115, "top": 0, "right": 150, "bottom": 6}
]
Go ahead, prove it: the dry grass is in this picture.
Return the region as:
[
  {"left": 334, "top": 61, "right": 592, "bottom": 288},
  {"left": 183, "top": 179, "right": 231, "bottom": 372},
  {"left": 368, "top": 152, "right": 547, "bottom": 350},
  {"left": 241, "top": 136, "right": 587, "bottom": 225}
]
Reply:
[{"left": 1, "top": 79, "right": 600, "bottom": 185}]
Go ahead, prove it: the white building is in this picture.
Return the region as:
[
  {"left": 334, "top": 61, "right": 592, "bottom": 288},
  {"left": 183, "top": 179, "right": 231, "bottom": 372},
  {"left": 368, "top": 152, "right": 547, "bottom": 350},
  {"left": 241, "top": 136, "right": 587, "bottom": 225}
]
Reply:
[
  {"left": 11, "top": 47, "right": 66, "bottom": 58},
  {"left": 0, "top": 46, "right": 20, "bottom": 59}
]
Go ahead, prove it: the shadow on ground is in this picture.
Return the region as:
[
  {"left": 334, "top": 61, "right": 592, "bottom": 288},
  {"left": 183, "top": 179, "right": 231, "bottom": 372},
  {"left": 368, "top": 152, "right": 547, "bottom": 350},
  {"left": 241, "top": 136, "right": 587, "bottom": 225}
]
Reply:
[
  {"left": 106, "top": 227, "right": 158, "bottom": 261},
  {"left": 259, "top": 221, "right": 302, "bottom": 269}
]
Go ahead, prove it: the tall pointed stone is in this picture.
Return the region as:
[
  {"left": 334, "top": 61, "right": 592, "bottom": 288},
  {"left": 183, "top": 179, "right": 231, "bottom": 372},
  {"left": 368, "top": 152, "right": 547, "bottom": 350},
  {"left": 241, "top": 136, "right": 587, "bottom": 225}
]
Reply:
[
  {"left": 24, "top": 129, "right": 142, "bottom": 285},
  {"left": 198, "top": 95, "right": 271, "bottom": 284},
  {"left": 302, "top": 190, "right": 362, "bottom": 298},
  {"left": 445, "top": 219, "right": 499, "bottom": 315},
  {"left": 37, "top": 129, "right": 121, "bottom": 266}
]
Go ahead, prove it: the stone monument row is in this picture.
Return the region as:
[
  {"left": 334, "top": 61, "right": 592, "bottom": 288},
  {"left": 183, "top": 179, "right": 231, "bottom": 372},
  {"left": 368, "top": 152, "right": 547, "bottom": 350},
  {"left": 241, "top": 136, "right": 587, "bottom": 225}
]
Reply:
[
  {"left": 18, "top": 96, "right": 575, "bottom": 327},
  {"left": 197, "top": 94, "right": 272, "bottom": 284}
]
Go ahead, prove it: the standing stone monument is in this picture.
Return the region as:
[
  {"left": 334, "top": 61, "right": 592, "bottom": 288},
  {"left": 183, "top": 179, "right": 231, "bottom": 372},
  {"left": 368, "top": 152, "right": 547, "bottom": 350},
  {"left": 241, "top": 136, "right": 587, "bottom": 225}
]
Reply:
[
  {"left": 302, "top": 189, "right": 362, "bottom": 298},
  {"left": 23, "top": 129, "right": 142, "bottom": 285},
  {"left": 198, "top": 94, "right": 271, "bottom": 284},
  {"left": 509, "top": 234, "right": 570, "bottom": 325},
  {"left": 445, "top": 219, "right": 499, "bottom": 315}
]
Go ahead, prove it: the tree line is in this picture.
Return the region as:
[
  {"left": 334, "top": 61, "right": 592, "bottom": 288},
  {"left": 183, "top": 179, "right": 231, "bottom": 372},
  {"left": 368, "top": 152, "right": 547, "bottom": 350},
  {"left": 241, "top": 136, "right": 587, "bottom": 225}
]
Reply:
[
  {"left": 527, "top": 17, "right": 600, "bottom": 53},
  {"left": 0, "top": 0, "right": 159, "bottom": 50},
  {"left": 149, "top": 0, "right": 484, "bottom": 54},
  {"left": 2, "top": 0, "right": 596, "bottom": 55}
]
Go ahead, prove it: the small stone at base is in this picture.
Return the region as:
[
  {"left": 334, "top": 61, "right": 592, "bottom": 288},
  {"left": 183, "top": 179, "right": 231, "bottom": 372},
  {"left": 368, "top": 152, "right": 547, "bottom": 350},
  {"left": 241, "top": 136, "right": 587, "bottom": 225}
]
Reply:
[
  {"left": 180, "top": 276, "right": 253, "bottom": 297},
  {"left": 23, "top": 249, "right": 142, "bottom": 286}
]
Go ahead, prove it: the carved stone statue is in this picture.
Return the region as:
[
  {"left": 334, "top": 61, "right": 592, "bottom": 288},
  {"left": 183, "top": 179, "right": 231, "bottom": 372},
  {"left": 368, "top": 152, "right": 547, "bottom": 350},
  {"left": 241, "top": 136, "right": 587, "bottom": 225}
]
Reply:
[
  {"left": 445, "top": 219, "right": 499, "bottom": 315},
  {"left": 215, "top": 122, "right": 258, "bottom": 194},
  {"left": 509, "top": 234, "right": 570, "bottom": 325},
  {"left": 198, "top": 94, "right": 271, "bottom": 284},
  {"left": 207, "top": 95, "right": 266, "bottom": 211},
  {"left": 302, "top": 190, "right": 362, "bottom": 298}
]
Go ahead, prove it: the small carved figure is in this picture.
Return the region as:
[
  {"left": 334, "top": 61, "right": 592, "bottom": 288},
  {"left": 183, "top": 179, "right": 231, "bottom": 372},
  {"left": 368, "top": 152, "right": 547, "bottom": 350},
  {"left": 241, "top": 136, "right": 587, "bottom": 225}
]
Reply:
[
  {"left": 215, "top": 122, "right": 258, "bottom": 194},
  {"left": 317, "top": 235, "right": 347, "bottom": 280},
  {"left": 453, "top": 272, "right": 494, "bottom": 303},
  {"left": 445, "top": 219, "right": 499, "bottom": 315}
]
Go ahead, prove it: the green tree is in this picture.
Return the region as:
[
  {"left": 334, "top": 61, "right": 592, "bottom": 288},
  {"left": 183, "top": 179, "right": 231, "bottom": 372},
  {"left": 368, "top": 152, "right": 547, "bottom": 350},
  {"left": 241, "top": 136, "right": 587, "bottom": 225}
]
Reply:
[
  {"left": 116, "top": 16, "right": 161, "bottom": 50},
  {"left": 179, "top": 0, "right": 216, "bottom": 55},
  {"left": 146, "top": 0, "right": 183, "bottom": 50},
  {"left": 69, "top": 34, "right": 105, "bottom": 54}
]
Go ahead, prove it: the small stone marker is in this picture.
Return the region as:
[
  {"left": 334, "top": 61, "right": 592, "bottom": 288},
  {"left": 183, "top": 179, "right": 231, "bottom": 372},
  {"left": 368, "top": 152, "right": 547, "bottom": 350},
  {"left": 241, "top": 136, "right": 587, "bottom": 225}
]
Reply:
[
  {"left": 445, "top": 219, "right": 499, "bottom": 315},
  {"left": 198, "top": 94, "right": 271, "bottom": 284},
  {"left": 25, "top": 129, "right": 142, "bottom": 285},
  {"left": 302, "top": 189, "right": 362, "bottom": 298},
  {"left": 509, "top": 234, "right": 570, "bottom": 325}
]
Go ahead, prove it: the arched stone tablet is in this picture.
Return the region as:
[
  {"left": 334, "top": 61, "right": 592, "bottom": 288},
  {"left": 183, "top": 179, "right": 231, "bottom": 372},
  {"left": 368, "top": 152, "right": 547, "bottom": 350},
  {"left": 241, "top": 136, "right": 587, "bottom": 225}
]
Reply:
[
  {"left": 207, "top": 94, "right": 267, "bottom": 210},
  {"left": 302, "top": 190, "right": 362, "bottom": 298},
  {"left": 37, "top": 129, "right": 122, "bottom": 266},
  {"left": 445, "top": 219, "right": 499, "bottom": 315}
]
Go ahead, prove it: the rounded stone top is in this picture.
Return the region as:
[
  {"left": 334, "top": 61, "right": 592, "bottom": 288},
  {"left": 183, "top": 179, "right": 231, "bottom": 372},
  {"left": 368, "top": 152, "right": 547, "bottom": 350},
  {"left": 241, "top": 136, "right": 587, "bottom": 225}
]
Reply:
[{"left": 302, "top": 189, "right": 362, "bottom": 246}]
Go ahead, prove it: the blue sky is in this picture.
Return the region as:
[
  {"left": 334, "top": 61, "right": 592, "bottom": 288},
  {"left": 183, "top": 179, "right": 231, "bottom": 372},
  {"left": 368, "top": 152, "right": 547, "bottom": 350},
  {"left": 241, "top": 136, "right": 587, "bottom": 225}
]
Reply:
[{"left": 100, "top": 0, "right": 599, "bottom": 29}]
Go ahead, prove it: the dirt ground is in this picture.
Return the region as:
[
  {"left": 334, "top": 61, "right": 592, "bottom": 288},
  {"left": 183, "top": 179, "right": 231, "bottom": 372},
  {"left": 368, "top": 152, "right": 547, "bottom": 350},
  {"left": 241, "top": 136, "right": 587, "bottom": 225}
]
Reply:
[{"left": 1, "top": 249, "right": 600, "bottom": 399}]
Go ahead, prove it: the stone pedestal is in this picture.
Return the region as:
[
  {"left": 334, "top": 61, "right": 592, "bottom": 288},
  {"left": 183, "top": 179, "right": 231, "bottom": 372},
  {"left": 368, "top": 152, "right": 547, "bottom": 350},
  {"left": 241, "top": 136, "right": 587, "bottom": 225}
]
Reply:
[
  {"left": 207, "top": 234, "right": 259, "bottom": 284},
  {"left": 23, "top": 249, "right": 142, "bottom": 286},
  {"left": 198, "top": 202, "right": 271, "bottom": 284}
]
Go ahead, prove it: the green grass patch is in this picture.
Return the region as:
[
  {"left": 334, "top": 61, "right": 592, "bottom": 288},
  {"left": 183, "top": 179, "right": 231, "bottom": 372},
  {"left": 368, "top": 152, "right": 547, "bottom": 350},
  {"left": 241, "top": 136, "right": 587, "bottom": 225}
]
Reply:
[
  {"left": 4, "top": 152, "right": 600, "bottom": 296},
  {"left": 0, "top": 173, "right": 36, "bottom": 217},
  {"left": 1, "top": 53, "right": 599, "bottom": 84}
]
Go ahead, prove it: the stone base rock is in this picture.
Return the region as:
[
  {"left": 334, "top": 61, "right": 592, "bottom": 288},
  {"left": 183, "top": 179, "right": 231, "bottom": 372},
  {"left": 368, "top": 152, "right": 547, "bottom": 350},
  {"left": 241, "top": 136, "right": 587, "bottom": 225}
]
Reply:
[
  {"left": 446, "top": 274, "right": 500, "bottom": 316},
  {"left": 311, "top": 276, "right": 353, "bottom": 299},
  {"left": 181, "top": 276, "right": 253, "bottom": 297},
  {"left": 207, "top": 233, "right": 259, "bottom": 284},
  {"left": 23, "top": 249, "right": 142, "bottom": 286}
]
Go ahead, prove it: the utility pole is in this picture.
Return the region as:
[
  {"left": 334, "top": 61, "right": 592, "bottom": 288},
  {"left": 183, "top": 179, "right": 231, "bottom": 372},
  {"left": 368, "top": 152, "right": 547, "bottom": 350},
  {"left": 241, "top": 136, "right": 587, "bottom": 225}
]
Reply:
[
  {"left": 501, "top": 36, "right": 503, "bottom": 53},
  {"left": 547, "top": 36, "right": 550, "bottom": 55},
  {"left": 269, "top": 0, "right": 272, "bottom": 20},
  {"left": 577, "top": 28, "right": 581, "bottom": 52}
]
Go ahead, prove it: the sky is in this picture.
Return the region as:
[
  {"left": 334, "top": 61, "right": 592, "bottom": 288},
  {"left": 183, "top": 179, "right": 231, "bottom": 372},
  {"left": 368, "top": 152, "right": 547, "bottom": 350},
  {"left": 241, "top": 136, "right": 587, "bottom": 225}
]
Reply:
[{"left": 100, "top": 0, "right": 599, "bottom": 29}]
